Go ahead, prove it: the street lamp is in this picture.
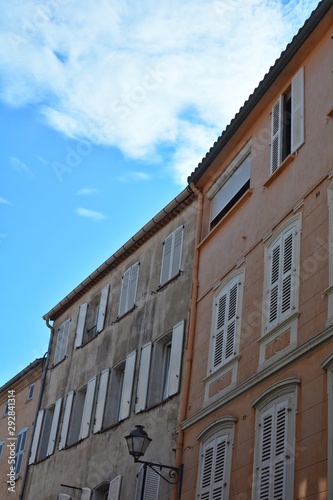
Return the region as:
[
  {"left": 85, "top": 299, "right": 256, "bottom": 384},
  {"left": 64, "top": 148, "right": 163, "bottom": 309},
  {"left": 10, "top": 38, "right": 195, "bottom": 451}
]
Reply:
[{"left": 125, "top": 425, "right": 183, "bottom": 499}]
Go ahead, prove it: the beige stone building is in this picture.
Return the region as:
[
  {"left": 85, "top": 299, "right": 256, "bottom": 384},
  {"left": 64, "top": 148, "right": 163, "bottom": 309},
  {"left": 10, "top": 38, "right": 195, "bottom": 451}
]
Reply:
[
  {"left": 0, "top": 358, "right": 44, "bottom": 500},
  {"left": 25, "top": 188, "right": 197, "bottom": 499},
  {"left": 179, "top": 1, "right": 333, "bottom": 499}
]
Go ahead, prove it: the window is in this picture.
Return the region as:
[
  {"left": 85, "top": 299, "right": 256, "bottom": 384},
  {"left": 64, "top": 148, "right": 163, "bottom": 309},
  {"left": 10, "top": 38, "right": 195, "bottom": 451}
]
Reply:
[
  {"left": 210, "top": 273, "right": 243, "bottom": 373},
  {"left": 74, "top": 284, "right": 109, "bottom": 348},
  {"left": 15, "top": 427, "right": 28, "bottom": 477},
  {"left": 4, "top": 401, "right": 8, "bottom": 417},
  {"left": 160, "top": 226, "right": 184, "bottom": 286},
  {"left": 80, "top": 488, "right": 91, "bottom": 500},
  {"left": 54, "top": 318, "right": 71, "bottom": 365},
  {"left": 135, "top": 343, "right": 152, "bottom": 413},
  {"left": 0, "top": 441, "right": 4, "bottom": 459},
  {"left": 270, "top": 67, "right": 304, "bottom": 173},
  {"left": 197, "top": 418, "right": 236, "bottom": 500},
  {"left": 27, "top": 383, "right": 35, "bottom": 401},
  {"left": 135, "top": 465, "right": 160, "bottom": 500},
  {"left": 149, "top": 321, "right": 184, "bottom": 406},
  {"left": 67, "top": 376, "right": 96, "bottom": 446},
  {"left": 252, "top": 380, "right": 298, "bottom": 500},
  {"left": 103, "top": 351, "right": 136, "bottom": 427},
  {"left": 118, "top": 263, "right": 139, "bottom": 317},
  {"left": 93, "top": 477, "right": 122, "bottom": 500},
  {"left": 29, "top": 398, "right": 62, "bottom": 463}
]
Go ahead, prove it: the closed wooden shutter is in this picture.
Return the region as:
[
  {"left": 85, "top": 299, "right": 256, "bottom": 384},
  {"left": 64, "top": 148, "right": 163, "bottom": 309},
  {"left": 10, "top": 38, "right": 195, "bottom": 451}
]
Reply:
[
  {"left": 15, "top": 427, "right": 28, "bottom": 475},
  {"left": 135, "top": 343, "right": 152, "bottom": 413},
  {"left": 291, "top": 67, "right": 304, "bottom": 153},
  {"left": 93, "top": 369, "right": 109, "bottom": 433},
  {"left": 79, "top": 376, "right": 97, "bottom": 440},
  {"left": 135, "top": 465, "right": 160, "bottom": 500},
  {"left": 96, "top": 284, "right": 109, "bottom": 333},
  {"left": 270, "top": 96, "right": 282, "bottom": 173},
  {"left": 29, "top": 410, "right": 44, "bottom": 464},
  {"left": 108, "top": 475, "right": 122, "bottom": 500},
  {"left": 167, "top": 320, "right": 184, "bottom": 397},
  {"left": 213, "top": 280, "right": 238, "bottom": 370},
  {"left": 118, "top": 350, "right": 136, "bottom": 421},
  {"left": 199, "top": 435, "right": 227, "bottom": 499},
  {"left": 46, "top": 397, "right": 62, "bottom": 456},
  {"left": 59, "top": 391, "right": 74, "bottom": 450},
  {"left": 74, "top": 304, "right": 88, "bottom": 348}
]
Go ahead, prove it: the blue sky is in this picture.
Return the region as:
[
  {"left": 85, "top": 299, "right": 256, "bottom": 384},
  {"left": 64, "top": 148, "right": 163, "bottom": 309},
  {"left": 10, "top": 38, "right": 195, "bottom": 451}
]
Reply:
[{"left": 0, "top": 0, "right": 319, "bottom": 386}]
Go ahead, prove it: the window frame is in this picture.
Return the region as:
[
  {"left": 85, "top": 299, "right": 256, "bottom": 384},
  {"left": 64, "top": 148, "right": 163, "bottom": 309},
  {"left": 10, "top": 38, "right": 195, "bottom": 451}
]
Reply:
[{"left": 66, "top": 376, "right": 97, "bottom": 446}]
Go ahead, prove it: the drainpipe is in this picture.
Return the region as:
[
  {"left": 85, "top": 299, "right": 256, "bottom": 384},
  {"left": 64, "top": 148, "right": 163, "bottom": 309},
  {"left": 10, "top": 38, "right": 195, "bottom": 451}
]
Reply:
[
  {"left": 172, "top": 183, "right": 203, "bottom": 500},
  {"left": 19, "top": 318, "right": 54, "bottom": 500}
]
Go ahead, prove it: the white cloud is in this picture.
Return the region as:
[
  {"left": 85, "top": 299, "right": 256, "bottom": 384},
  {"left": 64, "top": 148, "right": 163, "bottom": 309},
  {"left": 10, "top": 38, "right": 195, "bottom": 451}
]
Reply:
[
  {"left": 0, "top": 0, "right": 319, "bottom": 184},
  {"left": 77, "top": 188, "right": 100, "bottom": 196},
  {"left": 76, "top": 207, "right": 106, "bottom": 221},
  {"left": 0, "top": 197, "right": 13, "bottom": 205},
  {"left": 118, "top": 171, "right": 151, "bottom": 183},
  {"left": 9, "top": 156, "right": 34, "bottom": 177}
]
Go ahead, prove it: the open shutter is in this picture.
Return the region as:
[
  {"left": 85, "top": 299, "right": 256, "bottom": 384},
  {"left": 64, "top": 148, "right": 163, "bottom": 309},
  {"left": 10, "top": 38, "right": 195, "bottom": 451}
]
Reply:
[
  {"left": 54, "top": 319, "right": 70, "bottom": 364},
  {"left": 118, "top": 350, "right": 136, "bottom": 421},
  {"left": 291, "top": 67, "right": 304, "bottom": 153},
  {"left": 29, "top": 410, "right": 44, "bottom": 464},
  {"left": 281, "top": 229, "right": 294, "bottom": 319},
  {"left": 119, "top": 268, "right": 130, "bottom": 316},
  {"left": 200, "top": 440, "right": 214, "bottom": 498},
  {"left": 128, "top": 262, "right": 139, "bottom": 310},
  {"left": 143, "top": 466, "right": 160, "bottom": 499},
  {"left": 167, "top": 321, "right": 184, "bottom": 397},
  {"left": 213, "top": 292, "right": 227, "bottom": 370},
  {"left": 171, "top": 226, "right": 184, "bottom": 278},
  {"left": 80, "top": 488, "right": 91, "bottom": 500},
  {"left": 135, "top": 466, "right": 146, "bottom": 500},
  {"left": 58, "top": 495, "right": 71, "bottom": 500},
  {"left": 108, "top": 475, "right": 122, "bottom": 500},
  {"left": 270, "top": 96, "right": 282, "bottom": 173},
  {"left": 46, "top": 397, "right": 62, "bottom": 456},
  {"left": 93, "top": 369, "right": 109, "bottom": 433},
  {"left": 79, "top": 376, "right": 97, "bottom": 440},
  {"left": 135, "top": 343, "right": 152, "bottom": 413},
  {"left": 59, "top": 391, "right": 74, "bottom": 450},
  {"left": 268, "top": 241, "right": 281, "bottom": 328},
  {"left": 160, "top": 233, "right": 173, "bottom": 284},
  {"left": 74, "top": 304, "right": 87, "bottom": 348},
  {"left": 97, "top": 284, "right": 109, "bottom": 333},
  {"left": 225, "top": 282, "right": 238, "bottom": 361}
]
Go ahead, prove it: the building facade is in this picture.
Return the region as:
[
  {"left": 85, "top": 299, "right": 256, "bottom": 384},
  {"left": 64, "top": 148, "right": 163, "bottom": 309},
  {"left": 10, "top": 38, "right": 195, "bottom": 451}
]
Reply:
[
  {"left": 25, "top": 188, "right": 197, "bottom": 499},
  {"left": 180, "top": 2, "right": 333, "bottom": 499},
  {"left": 0, "top": 358, "right": 44, "bottom": 500}
]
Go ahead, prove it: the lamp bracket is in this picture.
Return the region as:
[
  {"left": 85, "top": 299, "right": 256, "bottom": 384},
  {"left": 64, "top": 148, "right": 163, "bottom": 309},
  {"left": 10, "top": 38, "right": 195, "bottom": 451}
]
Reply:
[{"left": 135, "top": 460, "right": 183, "bottom": 498}]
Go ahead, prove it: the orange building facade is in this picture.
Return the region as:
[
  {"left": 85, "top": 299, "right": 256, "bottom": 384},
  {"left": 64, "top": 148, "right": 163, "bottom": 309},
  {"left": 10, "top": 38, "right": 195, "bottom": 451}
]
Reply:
[{"left": 180, "top": 2, "right": 333, "bottom": 499}]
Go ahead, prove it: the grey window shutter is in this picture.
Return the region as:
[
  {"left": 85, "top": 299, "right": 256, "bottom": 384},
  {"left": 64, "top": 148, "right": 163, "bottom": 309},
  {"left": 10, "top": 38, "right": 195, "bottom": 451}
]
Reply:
[
  {"left": 54, "top": 319, "right": 71, "bottom": 364},
  {"left": 135, "top": 343, "right": 152, "bottom": 413},
  {"left": 59, "top": 391, "right": 74, "bottom": 450},
  {"left": 200, "top": 440, "right": 214, "bottom": 498},
  {"left": 225, "top": 283, "right": 238, "bottom": 361},
  {"left": 143, "top": 465, "right": 160, "bottom": 499},
  {"left": 212, "top": 436, "right": 227, "bottom": 497},
  {"left": 46, "top": 397, "right": 62, "bottom": 456},
  {"left": 119, "top": 268, "right": 130, "bottom": 316},
  {"left": 29, "top": 410, "right": 44, "bottom": 464},
  {"left": 268, "top": 241, "right": 281, "bottom": 327},
  {"left": 96, "top": 284, "right": 109, "bottom": 333},
  {"left": 160, "top": 233, "right": 173, "bottom": 284},
  {"left": 118, "top": 350, "right": 136, "bottom": 421},
  {"left": 128, "top": 262, "right": 139, "bottom": 310},
  {"left": 270, "top": 96, "right": 282, "bottom": 173},
  {"left": 80, "top": 488, "right": 91, "bottom": 500},
  {"left": 167, "top": 320, "right": 185, "bottom": 397},
  {"left": 15, "top": 427, "right": 28, "bottom": 475},
  {"left": 291, "top": 67, "right": 304, "bottom": 153},
  {"left": 79, "top": 376, "right": 97, "bottom": 440},
  {"left": 213, "top": 292, "right": 227, "bottom": 369},
  {"left": 135, "top": 466, "right": 145, "bottom": 500},
  {"left": 200, "top": 435, "right": 228, "bottom": 498},
  {"left": 93, "top": 369, "right": 109, "bottom": 433},
  {"left": 108, "top": 475, "right": 122, "bottom": 500},
  {"left": 74, "top": 304, "right": 88, "bottom": 348},
  {"left": 171, "top": 226, "right": 184, "bottom": 278},
  {"left": 281, "top": 229, "right": 294, "bottom": 318}
]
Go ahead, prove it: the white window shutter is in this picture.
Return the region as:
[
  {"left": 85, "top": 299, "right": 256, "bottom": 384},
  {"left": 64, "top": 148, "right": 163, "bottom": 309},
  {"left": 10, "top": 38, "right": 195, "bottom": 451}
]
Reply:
[
  {"left": 119, "top": 268, "right": 130, "bottom": 316},
  {"left": 135, "top": 343, "right": 152, "bottom": 413},
  {"left": 128, "top": 262, "right": 139, "bottom": 310},
  {"left": 118, "top": 350, "right": 136, "bottom": 421},
  {"left": 160, "top": 233, "right": 173, "bottom": 284},
  {"left": 135, "top": 466, "right": 145, "bottom": 500},
  {"left": 213, "top": 292, "right": 227, "bottom": 369},
  {"left": 212, "top": 436, "right": 227, "bottom": 497},
  {"left": 225, "top": 283, "right": 238, "bottom": 361},
  {"left": 291, "top": 67, "right": 304, "bottom": 153},
  {"left": 46, "top": 397, "right": 62, "bottom": 456},
  {"left": 273, "top": 401, "right": 288, "bottom": 498},
  {"left": 15, "top": 427, "right": 28, "bottom": 475},
  {"left": 93, "top": 369, "right": 109, "bottom": 433},
  {"left": 171, "top": 226, "right": 184, "bottom": 278},
  {"left": 54, "top": 319, "right": 71, "bottom": 364},
  {"left": 199, "top": 436, "right": 227, "bottom": 498},
  {"left": 108, "top": 475, "right": 122, "bottom": 500},
  {"left": 29, "top": 410, "right": 44, "bottom": 464},
  {"left": 200, "top": 440, "right": 214, "bottom": 498},
  {"left": 97, "top": 284, "right": 109, "bottom": 333},
  {"left": 59, "top": 391, "right": 74, "bottom": 450},
  {"left": 80, "top": 488, "right": 91, "bottom": 500},
  {"left": 74, "top": 304, "right": 88, "bottom": 348},
  {"left": 143, "top": 466, "right": 160, "bottom": 499},
  {"left": 79, "top": 376, "right": 97, "bottom": 440},
  {"left": 270, "top": 96, "right": 282, "bottom": 173},
  {"left": 281, "top": 229, "right": 294, "bottom": 319},
  {"left": 268, "top": 241, "right": 281, "bottom": 327},
  {"left": 167, "top": 320, "right": 184, "bottom": 397},
  {"left": 58, "top": 495, "right": 72, "bottom": 500}
]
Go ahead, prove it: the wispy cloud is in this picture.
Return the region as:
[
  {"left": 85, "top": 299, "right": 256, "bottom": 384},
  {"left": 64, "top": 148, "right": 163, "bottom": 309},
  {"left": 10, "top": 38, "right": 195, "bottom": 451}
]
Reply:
[
  {"left": 9, "top": 157, "right": 34, "bottom": 177},
  {"left": 77, "top": 188, "right": 100, "bottom": 196},
  {"left": 0, "top": 0, "right": 319, "bottom": 184},
  {"left": 76, "top": 207, "right": 106, "bottom": 221},
  {"left": 118, "top": 171, "right": 151, "bottom": 183},
  {"left": 0, "top": 197, "right": 13, "bottom": 206}
]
